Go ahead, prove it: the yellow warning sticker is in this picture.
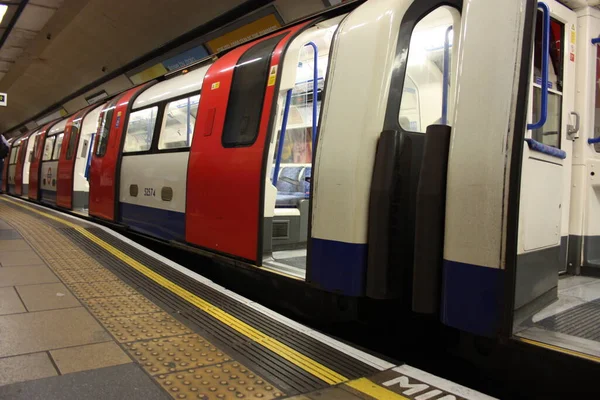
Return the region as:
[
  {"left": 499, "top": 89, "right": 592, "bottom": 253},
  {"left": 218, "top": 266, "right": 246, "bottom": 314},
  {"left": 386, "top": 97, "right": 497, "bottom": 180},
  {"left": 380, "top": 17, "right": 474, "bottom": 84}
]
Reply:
[
  {"left": 571, "top": 25, "right": 576, "bottom": 44},
  {"left": 267, "top": 65, "right": 278, "bottom": 86},
  {"left": 211, "top": 81, "right": 220, "bottom": 90}
]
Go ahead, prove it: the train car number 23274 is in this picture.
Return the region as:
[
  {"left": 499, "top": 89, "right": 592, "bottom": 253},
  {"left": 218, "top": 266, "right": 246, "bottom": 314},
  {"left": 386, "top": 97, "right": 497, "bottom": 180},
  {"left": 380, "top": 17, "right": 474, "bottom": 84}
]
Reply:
[{"left": 144, "top": 188, "right": 155, "bottom": 197}]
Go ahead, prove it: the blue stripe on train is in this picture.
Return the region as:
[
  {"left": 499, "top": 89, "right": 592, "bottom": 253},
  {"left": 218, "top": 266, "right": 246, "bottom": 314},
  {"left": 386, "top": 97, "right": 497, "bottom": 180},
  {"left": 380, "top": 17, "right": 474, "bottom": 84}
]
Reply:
[
  {"left": 118, "top": 202, "right": 185, "bottom": 241},
  {"left": 40, "top": 189, "right": 57, "bottom": 205},
  {"left": 309, "top": 238, "right": 367, "bottom": 297},
  {"left": 442, "top": 260, "right": 504, "bottom": 337}
]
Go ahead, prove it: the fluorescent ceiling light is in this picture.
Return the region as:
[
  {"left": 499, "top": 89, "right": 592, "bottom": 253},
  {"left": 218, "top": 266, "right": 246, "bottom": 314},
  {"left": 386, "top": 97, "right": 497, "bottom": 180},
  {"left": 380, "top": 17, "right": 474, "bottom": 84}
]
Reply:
[{"left": 0, "top": 6, "right": 7, "bottom": 26}]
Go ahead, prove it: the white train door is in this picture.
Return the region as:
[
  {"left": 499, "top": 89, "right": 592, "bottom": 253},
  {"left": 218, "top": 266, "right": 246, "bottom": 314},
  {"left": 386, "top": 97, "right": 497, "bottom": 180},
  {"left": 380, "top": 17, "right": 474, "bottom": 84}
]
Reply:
[
  {"left": 570, "top": 7, "right": 600, "bottom": 275},
  {"left": 514, "top": 0, "right": 577, "bottom": 317}
]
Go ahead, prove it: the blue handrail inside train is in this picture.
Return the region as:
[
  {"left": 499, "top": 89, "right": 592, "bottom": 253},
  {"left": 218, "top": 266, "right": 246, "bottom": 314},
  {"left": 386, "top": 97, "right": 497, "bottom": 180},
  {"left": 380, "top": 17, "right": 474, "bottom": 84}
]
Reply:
[
  {"left": 441, "top": 26, "right": 452, "bottom": 125},
  {"left": 272, "top": 42, "right": 319, "bottom": 186},
  {"left": 84, "top": 133, "right": 94, "bottom": 181},
  {"left": 588, "top": 137, "right": 600, "bottom": 144},
  {"left": 528, "top": 2, "right": 550, "bottom": 130},
  {"left": 525, "top": 138, "right": 566, "bottom": 159},
  {"left": 592, "top": 37, "right": 600, "bottom": 44}
]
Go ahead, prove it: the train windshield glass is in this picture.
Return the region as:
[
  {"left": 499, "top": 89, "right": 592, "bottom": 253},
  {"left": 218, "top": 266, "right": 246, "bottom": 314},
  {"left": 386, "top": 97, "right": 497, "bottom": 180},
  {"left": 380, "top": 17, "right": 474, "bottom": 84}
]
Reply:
[{"left": 399, "top": 6, "right": 455, "bottom": 132}]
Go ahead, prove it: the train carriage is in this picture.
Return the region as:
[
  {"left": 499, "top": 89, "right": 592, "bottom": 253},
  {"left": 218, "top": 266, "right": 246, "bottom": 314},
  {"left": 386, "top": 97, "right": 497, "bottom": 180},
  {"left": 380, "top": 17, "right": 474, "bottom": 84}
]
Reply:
[{"left": 6, "top": 0, "right": 600, "bottom": 366}]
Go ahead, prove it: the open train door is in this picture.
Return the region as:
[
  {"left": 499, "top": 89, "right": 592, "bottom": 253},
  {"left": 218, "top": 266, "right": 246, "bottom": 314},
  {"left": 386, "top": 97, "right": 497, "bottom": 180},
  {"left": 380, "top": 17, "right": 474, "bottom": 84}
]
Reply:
[
  {"left": 511, "top": 0, "right": 577, "bottom": 325},
  {"left": 187, "top": 25, "right": 307, "bottom": 262},
  {"left": 439, "top": 0, "right": 580, "bottom": 339},
  {"left": 28, "top": 122, "right": 55, "bottom": 201},
  {"left": 89, "top": 85, "right": 150, "bottom": 221},
  {"left": 57, "top": 108, "right": 90, "bottom": 209},
  {"left": 14, "top": 135, "right": 30, "bottom": 195}
]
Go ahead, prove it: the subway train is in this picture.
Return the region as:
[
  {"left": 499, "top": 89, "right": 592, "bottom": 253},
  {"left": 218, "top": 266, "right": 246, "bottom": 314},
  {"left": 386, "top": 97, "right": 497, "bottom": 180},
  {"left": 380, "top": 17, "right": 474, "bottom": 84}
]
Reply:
[{"left": 4, "top": 0, "right": 600, "bottom": 356}]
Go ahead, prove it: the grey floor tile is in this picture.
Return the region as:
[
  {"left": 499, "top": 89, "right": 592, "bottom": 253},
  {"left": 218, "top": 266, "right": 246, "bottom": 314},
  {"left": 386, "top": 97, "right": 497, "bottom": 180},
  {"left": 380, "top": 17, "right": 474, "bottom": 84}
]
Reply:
[
  {"left": 0, "top": 286, "right": 26, "bottom": 315},
  {"left": 0, "top": 363, "right": 170, "bottom": 400},
  {"left": 16, "top": 283, "right": 80, "bottom": 312},
  {"left": 0, "top": 249, "right": 44, "bottom": 267},
  {"left": 0, "top": 220, "right": 14, "bottom": 229},
  {"left": 0, "top": 265, "right": 58, "bottom": 287},
  {"left": 50, "top": 341, "right": 132, "bottom": 375},
  {"left": 0, "top": 239, "right": 31, "bottom": 251},
  {"left": 0, "top": 352, "right": 57, "bottom": 386},
  {"left": 0, "top": 230, "right": 22, "bottom": 240},
  {"left": 0, "top": 307, "right": 112, "bottom": 357}
]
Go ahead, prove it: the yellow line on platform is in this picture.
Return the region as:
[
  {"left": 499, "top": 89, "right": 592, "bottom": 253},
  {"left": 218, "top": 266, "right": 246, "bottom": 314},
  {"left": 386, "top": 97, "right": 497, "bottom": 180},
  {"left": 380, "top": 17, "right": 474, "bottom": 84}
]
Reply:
[
  {"left": 0, "top": 196, "right": 348, "bottom": 385},
  {"left": 346, "top": 378, "right": 408, "bottom": 399}
]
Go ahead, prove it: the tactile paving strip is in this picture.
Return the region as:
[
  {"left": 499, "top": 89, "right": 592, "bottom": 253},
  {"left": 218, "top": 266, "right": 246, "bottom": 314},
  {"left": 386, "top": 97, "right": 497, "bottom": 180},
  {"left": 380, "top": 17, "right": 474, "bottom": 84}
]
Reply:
[
  {"left": 127, "top": 334, "right": 232, "bottom": 375},
  {"left": 156, "top": 361, "right": 284, "bottom": 399},
  {"left": 69, "top": 280, "right": 137, "bottom": 298},
  {"left": 55, "top": 267, "right": 119, "bottom": 284},
  {"left": 85, "top": 295, "right": 162, "bottom": 318},
  {"left": 102, "top": 312, "right": 194, "bottom": 343}
]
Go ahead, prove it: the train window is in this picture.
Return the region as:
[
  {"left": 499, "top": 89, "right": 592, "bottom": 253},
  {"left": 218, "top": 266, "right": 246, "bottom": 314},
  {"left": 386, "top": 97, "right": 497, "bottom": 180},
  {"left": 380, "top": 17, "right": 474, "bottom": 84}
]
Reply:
[
  {"left": 52, "top": 133, "right": 64, "bottom": 160},
  {"left": 9, "top": 146, "right": 18, "bottom": 165},
  {"left": 123, "top": 106, "right": 158, "bottom": 153},
  {"left": 96, "top": 100, "right": 117, "bottom": 157},
  {"left": 399, "top": 7, "right": 455, "bottom": 132},
  {"left": 42, "top": 136, "right": 55, "bottom": 161},
  {"left": 222, "top": 34, "right": 285, "bottom": 148},
  {"left": 158, "top": 95, "right": 200, "bottom": 150},
  {"left": 531, "top": 14, "right": 563, "bottom": 148},
  {"left": 66, "top": 120, "right": 81, "bottom": 160}
]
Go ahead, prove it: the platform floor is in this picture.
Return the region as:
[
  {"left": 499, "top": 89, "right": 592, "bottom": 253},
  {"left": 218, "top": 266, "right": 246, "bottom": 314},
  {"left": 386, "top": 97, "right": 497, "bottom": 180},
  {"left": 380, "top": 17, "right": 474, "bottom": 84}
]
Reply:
[{"left": 0, "top": 195, "right": 494, "bottom": 400}]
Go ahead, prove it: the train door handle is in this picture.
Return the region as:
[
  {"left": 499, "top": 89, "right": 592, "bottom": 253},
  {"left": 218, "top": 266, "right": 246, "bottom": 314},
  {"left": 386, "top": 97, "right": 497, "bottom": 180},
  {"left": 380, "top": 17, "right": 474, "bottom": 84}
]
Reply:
[{"left": 567, "top": 111, "right": 580, "bottom": 139}]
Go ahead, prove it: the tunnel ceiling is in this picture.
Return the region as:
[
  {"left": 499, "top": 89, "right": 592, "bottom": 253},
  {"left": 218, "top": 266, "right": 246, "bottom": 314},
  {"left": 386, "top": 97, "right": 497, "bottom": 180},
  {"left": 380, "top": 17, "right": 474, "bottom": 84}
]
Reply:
[{"left": 0, "top": 0, "right": 329, "bottom": 137}]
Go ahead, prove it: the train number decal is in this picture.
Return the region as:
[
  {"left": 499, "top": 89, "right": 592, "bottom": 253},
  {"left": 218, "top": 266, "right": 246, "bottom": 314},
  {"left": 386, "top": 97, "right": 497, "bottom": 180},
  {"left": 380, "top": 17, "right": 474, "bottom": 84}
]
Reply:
[{"left": 144, "top": 188, "right": 155, "bottom": 197}]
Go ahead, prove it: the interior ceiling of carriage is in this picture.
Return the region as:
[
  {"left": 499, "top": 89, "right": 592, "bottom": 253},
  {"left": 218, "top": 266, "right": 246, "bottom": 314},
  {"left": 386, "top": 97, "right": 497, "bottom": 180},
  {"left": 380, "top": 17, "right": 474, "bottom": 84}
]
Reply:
[{"left": 0, "top": 0, "right": 331, "bottom": 138}]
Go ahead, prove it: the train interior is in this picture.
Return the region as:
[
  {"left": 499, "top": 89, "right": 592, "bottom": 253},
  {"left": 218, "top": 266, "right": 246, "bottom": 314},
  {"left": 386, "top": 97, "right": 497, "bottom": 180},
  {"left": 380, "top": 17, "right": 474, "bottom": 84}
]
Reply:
[
  {"left": 261, "top": 7, "right": 456, "bottom": 278},
  {"left": 513, "top": 2, "right": 600, "bottom": 360}
]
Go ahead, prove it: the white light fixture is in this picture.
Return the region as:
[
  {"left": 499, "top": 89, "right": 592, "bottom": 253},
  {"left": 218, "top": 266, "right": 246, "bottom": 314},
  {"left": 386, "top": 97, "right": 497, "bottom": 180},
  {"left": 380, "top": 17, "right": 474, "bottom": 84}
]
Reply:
[{"left": 0, "top": 5, "right": 8, "bottom": 26}]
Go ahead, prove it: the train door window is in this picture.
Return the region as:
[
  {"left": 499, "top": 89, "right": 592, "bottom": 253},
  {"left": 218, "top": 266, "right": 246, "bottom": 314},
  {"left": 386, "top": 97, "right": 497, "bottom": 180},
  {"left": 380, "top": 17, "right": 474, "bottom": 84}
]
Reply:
[
  {"left": 123, "top": 106, "right": 158, "bottom": 153},
  {"left": 96, "top": 99, "right": 118, "bottom": 157},
  {"left": 222, "top": 34, "right": 285, "bottom": 148},
  {"left": 52, "top": 133, "right": 64, "bottom": 160},
  {"left": 42, "top": 136, "right": 55, "bottom": 161},
  {"left": 66, "top": 120, "right": 81, "bottom": 160},
  {"left": 158, "top": 94, "right": 200, "bottom": 150},
  {"left": 9, "top": 146, "right": 19, "bottom": 164},
  {"left": 399, "top": 7, "right": 455, "bottom": 132},
  {"left": 531, "top": 14, "right": 563, "bottom": 148}
]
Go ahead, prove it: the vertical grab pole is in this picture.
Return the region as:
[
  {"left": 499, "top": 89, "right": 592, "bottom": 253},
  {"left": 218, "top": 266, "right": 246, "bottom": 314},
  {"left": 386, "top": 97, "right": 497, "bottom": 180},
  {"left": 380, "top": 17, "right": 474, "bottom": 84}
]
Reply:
[
  {"left": 441, "top": 26, "right": 452, "bottom": 125},
  {"left": 186, "top": 97, "right": 191, "bottom": 146},
  {"left": 528, "top": 2, "right": 550, "bottom": 130},
  {"left": 272, "top": 89, "right": 293, "bottom": 186},
  {"left": 304, "top": 42, "right": 319, "bottom": 147}
]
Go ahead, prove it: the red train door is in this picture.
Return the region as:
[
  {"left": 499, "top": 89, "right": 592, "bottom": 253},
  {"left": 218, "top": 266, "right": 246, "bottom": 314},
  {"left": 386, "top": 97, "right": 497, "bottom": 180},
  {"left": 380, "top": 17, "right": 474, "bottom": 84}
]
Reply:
[
  {"left": 186, "top": 26, "right": 305, "bottom": 262},
  {"left": 57, "top": 108, "right": 89, "bottom": 209},
  {"left": 29, "top": 122, "right": 54, "bottom": 201},
  {"left": 89, "top": 85, "right": 149, "bottom": 221},
  {"left": 14, "top": 137, "right": 29, "bottom": 195}
]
